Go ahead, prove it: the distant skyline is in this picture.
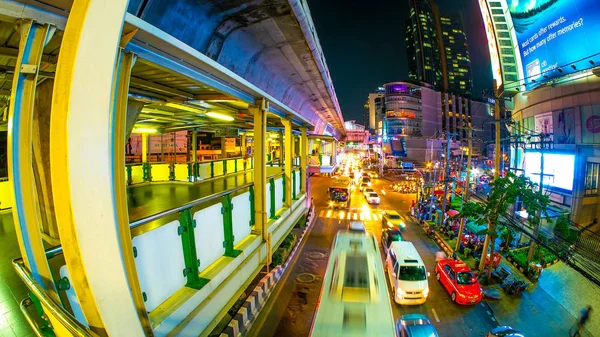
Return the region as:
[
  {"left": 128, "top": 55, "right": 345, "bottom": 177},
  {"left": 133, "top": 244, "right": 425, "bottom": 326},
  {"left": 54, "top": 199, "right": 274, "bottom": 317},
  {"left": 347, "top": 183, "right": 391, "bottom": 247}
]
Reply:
[{"left": 307, "top": 0, "right": 493, "bottom": 123}]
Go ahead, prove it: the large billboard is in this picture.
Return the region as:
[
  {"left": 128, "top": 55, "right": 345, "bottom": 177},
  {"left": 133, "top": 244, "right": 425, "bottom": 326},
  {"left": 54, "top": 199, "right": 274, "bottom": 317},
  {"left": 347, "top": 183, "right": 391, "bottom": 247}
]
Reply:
[
  {"left": 523, "top": 152, "right": 575, "bottom": 191},
  {"left": 507, "top": 0, "right": 600, "bottom": 90}
]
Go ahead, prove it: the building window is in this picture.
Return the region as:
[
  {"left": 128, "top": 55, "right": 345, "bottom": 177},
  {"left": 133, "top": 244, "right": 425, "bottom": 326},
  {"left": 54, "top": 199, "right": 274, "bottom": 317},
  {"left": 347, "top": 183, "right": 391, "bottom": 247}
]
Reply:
[{"left": 585, "top": 162, "right": 600, "bottom": 196}]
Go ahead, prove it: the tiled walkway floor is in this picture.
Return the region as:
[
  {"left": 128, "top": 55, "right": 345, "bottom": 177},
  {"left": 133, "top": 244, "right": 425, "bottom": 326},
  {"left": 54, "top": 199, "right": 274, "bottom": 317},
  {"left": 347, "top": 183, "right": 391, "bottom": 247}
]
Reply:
[
  {"left": 0, "top": 211, "right": 34, "bottom": 337},
  {"left": 0, "top": 167, "right": 285, "bottom": 336}
]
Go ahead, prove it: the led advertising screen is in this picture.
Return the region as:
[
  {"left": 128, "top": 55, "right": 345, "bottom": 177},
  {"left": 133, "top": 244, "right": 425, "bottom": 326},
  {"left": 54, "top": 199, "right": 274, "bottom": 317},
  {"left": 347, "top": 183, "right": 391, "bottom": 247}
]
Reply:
[
  {"left": 507, "top": 0, "right": 600, "bottom": 90},
  {"left": 523, "top": 152, "right": 575, "bottom": 191}
]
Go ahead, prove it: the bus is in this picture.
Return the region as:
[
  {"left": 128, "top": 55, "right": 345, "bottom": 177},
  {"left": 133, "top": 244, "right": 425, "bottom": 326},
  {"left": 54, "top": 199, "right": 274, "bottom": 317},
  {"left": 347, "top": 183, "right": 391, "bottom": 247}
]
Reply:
[
  {"left": 328, "top": 177, "right": 352, "bottom": 208},
  {"left": 309, "top": 230, "right": 396, "bottom": 337}
]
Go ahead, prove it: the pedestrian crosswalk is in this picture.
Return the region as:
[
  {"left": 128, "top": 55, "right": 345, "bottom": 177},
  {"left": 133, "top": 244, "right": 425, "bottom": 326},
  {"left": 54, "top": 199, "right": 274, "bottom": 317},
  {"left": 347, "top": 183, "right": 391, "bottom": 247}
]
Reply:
[{"left": 318, "top": 209, "right": 384, "bottom": 221}]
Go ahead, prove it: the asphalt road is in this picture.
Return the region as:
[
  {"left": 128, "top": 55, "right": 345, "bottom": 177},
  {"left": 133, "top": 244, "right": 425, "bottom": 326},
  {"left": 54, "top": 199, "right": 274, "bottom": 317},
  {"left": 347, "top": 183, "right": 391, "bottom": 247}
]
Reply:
[{"left": 248, "top": 174, "right": 497, "bottom": 337}]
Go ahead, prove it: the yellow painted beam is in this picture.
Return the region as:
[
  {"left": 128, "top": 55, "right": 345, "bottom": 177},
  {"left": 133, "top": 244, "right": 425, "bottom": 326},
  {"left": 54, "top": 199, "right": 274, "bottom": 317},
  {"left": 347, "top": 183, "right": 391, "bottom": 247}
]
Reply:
[
  {"left": 250, "top": 99, "right": 268, "bottom": 243},
  {"left": 282, "top": 118, "right": 292, "bottom": 207},
  {"left": 7, "top": 19, "right": 60, "bottom": 302},
  {"left": 300, "top": 127, "right": 308, "bottom": 194}
]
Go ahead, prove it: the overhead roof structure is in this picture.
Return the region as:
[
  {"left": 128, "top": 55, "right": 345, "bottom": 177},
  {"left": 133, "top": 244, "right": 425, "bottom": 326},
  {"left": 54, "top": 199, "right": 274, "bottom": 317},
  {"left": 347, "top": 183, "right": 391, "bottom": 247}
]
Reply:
[{"left": 0, "top": 0, "right": 346, "bottom": 138}]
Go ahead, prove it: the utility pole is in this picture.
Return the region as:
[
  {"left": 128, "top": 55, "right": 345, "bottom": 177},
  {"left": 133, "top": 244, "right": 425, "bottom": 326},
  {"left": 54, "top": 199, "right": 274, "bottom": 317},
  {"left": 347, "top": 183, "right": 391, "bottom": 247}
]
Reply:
[
  {"left": 442, "top": 131, "right": 458, "bottom": 217},
  {"left": 455, "top": 126, "right": 481, "bottom": 251},
  {"left": 478, "top": 79, "right": 502, "bottom": 274}
]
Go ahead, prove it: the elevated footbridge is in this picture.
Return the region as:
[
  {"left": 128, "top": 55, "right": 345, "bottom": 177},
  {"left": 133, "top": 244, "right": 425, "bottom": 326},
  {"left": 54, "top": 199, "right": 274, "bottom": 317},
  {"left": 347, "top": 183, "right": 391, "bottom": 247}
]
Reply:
[{"left": 0, "top": 0, "right": 345, "bottom": 336}]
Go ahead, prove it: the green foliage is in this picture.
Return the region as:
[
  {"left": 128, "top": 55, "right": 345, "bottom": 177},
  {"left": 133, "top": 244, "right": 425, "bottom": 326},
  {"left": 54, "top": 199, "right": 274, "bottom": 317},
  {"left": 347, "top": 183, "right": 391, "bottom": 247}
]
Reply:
[
  {"left": 553, "top": 215, "right": 578, "bottom": 244},
  {"left": 272, "top": 232, "right": 298, "bottom": 266},
  {"left": 508, "top": 246, "right": 557, "bottom": 270}
]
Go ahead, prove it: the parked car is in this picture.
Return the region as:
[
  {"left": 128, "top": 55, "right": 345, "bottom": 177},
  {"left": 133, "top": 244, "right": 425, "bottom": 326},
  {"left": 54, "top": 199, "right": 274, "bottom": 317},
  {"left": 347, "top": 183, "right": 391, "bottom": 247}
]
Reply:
[
  {"left": 395, "top": 314, "right": 439, "bottom": 337},
  {"left": 487, "top": 326, "right": 525, "bottom": 337},
  {"left": 382, "top": 228, "right": 403, "bottom": 256},
  {"left": 360, "top": 182, "right": 369, "bottom": 191},
  {"left": 365, "top": 192, "right": 380, "bottom": 205},
  {"left": 435, "top": 259, "right": 483, "bottom": 305},
  {"left": 382, "top": 210, "right": 406, "bottom": 230}
]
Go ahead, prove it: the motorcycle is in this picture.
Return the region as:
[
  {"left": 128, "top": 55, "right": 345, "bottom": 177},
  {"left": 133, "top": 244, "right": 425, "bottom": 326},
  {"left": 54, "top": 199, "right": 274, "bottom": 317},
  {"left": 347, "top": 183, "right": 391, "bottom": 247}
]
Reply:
[{"left": 501, "top": 277, "right": 528, "bottom": 295}]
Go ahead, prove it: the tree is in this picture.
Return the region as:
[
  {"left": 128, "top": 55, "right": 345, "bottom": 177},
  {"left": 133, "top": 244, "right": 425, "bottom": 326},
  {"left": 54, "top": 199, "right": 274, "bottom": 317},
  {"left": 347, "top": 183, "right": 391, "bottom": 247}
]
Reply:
[{"left": 458, "top": 172, "right": 549, "bottom": 282}]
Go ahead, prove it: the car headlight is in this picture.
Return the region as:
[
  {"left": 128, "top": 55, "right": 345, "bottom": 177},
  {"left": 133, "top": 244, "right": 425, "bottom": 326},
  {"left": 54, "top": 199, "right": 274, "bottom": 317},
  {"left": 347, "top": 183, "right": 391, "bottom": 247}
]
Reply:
[
  {"left": 458, "top": 293, "right": 466, "bottom": 298},
  {"left": 400, "top": 222, "right": 406, "bottom": 228},
  {"left": 386, "top": 221, "right": 392, "bottom": 228},
  {"left": 397, "top": 288, "right": 406, "bottom": 296},
  {"left": 328, "top": 201, "right": 333, "bottom": 206},
  {"left": 423, "top": 288, "right": 429, "bottom": 297}
]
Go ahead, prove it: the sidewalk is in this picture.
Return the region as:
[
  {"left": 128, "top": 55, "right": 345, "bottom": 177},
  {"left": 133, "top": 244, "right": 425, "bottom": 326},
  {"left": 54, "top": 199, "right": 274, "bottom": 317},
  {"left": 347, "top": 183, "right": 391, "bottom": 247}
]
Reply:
[
  {"left": 485, "top": 259, "right": 598, "bottom": 337},
  {"left": 422, "top": 215, "right": 599, "bottom": 337}
]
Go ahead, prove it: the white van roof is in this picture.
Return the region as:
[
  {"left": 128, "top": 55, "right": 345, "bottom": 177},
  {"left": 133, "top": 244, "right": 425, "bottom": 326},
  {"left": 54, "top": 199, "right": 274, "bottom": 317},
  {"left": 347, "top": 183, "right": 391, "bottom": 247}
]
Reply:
[{"left": 389, "top": 241, "right": 424, "bottom": 265}]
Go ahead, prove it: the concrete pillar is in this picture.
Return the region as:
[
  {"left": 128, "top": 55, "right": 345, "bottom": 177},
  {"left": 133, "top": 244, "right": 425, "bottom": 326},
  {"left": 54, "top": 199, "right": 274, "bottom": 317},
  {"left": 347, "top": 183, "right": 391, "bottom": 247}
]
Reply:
[
  {"left": 279, "top": 131, "right": 284, "bottom": 165},
  {"left": 221, "top": 136, "right": 227, "bottom": 159},
  {"left": 250, "top": 99, "right": 269, "bottom": 241},
  {"left": 300, "top": 127, "right": 308, "bottom": 194},
  {"left": 241, "top": 134, "right": 247, "bottom": 157},
  {"left": 282, "top": 119, "right": 293, "bottom": 207},
  {"left": 141, "top": 132, "right": 148, "bottom": 163},
  {"left": 192, "top": 130, "right": 198, "bottom": 162}
]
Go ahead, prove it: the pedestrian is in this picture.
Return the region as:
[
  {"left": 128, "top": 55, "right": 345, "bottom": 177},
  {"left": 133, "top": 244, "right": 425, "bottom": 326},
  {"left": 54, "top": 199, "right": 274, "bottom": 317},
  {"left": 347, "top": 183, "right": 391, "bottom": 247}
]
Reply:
[{"left": 570, "top": 305, "right": 592, "bottom": 336}]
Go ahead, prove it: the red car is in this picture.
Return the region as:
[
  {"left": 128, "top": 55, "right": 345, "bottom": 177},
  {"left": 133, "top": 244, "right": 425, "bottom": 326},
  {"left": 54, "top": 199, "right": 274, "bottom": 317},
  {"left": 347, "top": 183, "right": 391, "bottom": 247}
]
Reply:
[{"left": 435, "top": 259, "right": 483, "bottom": 305}]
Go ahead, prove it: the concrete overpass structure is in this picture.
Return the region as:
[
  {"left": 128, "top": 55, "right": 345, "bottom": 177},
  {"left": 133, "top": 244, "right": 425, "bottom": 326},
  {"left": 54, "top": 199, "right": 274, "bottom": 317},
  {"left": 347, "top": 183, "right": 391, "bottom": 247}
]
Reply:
[{"left": 0, "top": 0, "right": 344, "bottom": 336}]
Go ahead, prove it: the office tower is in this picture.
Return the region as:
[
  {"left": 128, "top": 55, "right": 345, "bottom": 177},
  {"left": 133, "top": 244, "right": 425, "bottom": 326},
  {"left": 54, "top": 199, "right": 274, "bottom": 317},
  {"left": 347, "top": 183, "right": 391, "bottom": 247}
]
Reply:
[{"left": 440, "top": 13, "right": 473, "bottom": 97}]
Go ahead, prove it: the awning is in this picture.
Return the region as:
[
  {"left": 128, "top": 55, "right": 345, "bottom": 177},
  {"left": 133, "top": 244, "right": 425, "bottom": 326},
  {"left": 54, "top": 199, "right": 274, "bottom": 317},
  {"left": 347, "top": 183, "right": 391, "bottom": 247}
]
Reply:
[
  {"left": 466, "top": 221, "right": 488, "bottom": 236},
  {"left": 434, "top": 190, "right": 445, "bottom": 196},
  {"left": 446, "top": 210, "right": 459, "bottom": 217}
]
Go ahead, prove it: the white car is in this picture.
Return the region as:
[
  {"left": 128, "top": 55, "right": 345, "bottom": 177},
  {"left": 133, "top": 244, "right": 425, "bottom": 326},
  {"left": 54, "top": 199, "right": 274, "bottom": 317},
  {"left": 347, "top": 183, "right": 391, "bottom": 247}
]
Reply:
[
  {"left": 348, "top": 221, "right": 366, "bottom": 232},
  {"left": 365, "top": 192, "right": 380, "bottom": 204},
  {"left": 363, "top": 187, "right": 375, "bottom": 197}
]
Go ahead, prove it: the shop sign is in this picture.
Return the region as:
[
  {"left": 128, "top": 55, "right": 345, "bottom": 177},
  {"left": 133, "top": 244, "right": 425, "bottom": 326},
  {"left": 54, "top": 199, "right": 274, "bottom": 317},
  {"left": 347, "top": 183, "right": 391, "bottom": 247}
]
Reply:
[{"left": 548, "top": 192, "right": 564, "bottom": 204}]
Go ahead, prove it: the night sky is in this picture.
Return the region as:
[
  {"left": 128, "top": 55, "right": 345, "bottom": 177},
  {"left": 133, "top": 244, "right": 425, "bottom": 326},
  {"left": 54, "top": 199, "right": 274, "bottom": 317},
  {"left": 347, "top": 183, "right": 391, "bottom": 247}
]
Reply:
[{"left": 306, "top": 0, "right": 493, "bottom": 123}]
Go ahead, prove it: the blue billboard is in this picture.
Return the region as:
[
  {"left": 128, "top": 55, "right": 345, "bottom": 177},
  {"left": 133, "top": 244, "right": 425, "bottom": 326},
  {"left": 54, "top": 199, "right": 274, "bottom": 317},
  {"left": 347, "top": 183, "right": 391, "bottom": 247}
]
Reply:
[{"left": 507, "top": 0, "right": 600, "bottom": 90}]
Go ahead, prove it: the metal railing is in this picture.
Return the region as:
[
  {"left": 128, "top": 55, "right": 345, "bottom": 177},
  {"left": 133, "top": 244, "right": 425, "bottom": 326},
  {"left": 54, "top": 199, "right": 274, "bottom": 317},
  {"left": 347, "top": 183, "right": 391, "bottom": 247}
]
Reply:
[{"left": 12, "top": 167, "right": 302, "bottom": 335}]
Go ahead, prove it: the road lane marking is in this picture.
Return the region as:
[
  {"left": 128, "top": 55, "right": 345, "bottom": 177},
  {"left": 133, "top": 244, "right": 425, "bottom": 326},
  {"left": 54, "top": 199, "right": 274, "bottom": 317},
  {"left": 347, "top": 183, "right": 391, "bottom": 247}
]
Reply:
[
  {"left": 431, "top": 308, "right": 440, "bottom": 322},
  {"left": 318, "top": 210, "right": 324, "bottom": 217},
  {"left": 326, "top": 209, "right": 332, "bottom": 218},
  {"left": 347, "top": 213, "right": 351, "bottom": 219}
]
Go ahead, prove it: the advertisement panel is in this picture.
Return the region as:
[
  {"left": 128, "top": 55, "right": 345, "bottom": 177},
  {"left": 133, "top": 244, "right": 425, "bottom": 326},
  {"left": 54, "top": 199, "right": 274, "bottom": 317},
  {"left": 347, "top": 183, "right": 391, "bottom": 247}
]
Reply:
[
  {"left": 553, "top": 108, "right": 575, "bottom": 144},
  {"left": 534, "top": 112, "right": 553, "bottom": 141},
  {"left": 507, "top": 0, "right": 600, "bottom": 90},
  {"left": 523, "top": 152, "right": 575, "bottom": 191}
]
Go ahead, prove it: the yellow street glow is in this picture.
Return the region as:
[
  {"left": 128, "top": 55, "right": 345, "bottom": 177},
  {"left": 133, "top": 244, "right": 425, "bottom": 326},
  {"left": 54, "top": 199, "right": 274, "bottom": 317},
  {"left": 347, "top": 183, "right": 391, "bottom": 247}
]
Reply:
[
  {"left": 339, "top": 211, "right": 345, "bottom": 219},
  {"left": 326, "top": 210, "right": 332, "bottom": 218},
  {"left": 206, "top": 112, "right": 234, "bottom": 121},
  {"left": 133, "top": 128, "right": 157, "bottom": 133}
]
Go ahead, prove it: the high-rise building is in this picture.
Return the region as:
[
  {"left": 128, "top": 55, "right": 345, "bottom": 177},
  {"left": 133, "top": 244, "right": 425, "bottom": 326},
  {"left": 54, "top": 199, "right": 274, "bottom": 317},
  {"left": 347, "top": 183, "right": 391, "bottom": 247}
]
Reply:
[
  {"left": 439, "top": 13, "right": 472, "bottom": 97},
  {"left": 364, "top": 87, "right": 385, "bottom": 131},
  {"left": 405, "top": 0, "right": 442, "bottom": 88},
  {"left": 405, "top": 0, "right": 473, "bottom": 96}
]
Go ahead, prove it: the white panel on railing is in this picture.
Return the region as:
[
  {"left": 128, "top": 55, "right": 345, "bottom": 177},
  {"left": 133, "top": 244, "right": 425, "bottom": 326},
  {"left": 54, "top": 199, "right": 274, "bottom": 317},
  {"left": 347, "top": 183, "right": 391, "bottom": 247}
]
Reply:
[
  {"left": 132, "top": 220, "right": 186, "bottom": 312},
  {"left": 213, "top": 161, "right": 224, "bottom": 176},
  {"left": 231, "top": 192, "right": 251, "bottom": 246},
  {"left": 153, "top": 164, "right": 171, "bottom": 181},
  {"left": 194, "top": 203, "right": 225, "bottom": 273},
  {"left": 198, "top": 163, "right": 211, "bottom": 180},
  {"left": 174, "top": 164, "right": 189, "bottom": 182},
  {"left": 274, "top": 177, "right": 284, "bottom": 212},
  {"left": 322, "top": 155, "right": 331, "bottom": 166},
  {"left": 266, "top": 182, "right": 271, "bottom": 216},
  {"left": 59, "top": 266, "right": 89, "bottom": 327},
  {"left": 131, "top": 165, "right": 144, "bottom": 184},
  {"left": 226, "top": 159, "right": 236, "bottom": 173}
]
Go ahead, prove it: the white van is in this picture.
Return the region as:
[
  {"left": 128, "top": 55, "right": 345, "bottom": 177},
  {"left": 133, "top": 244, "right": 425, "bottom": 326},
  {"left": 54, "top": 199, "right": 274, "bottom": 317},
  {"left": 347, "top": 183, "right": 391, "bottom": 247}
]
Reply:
[{"left": 385, "top": 241, "right": 429, "bottom": 305}]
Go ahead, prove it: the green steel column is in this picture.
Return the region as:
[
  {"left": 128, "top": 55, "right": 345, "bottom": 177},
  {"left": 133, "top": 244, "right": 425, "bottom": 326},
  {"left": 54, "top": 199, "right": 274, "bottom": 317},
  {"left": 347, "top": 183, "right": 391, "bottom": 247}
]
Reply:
[
  {"left": 250, "top": 99, "right": 269, "bottom": 252},
  {"left": 221, "top": 194, "right": 241, "bottom": 257},
  {"left": 169, "top": 162, "right": 175, "bottom": 181},
  {"left": 210, "top": 161, "right": 214, "bottom": 178},
  {"left": 179, "top": 208, "right": 209, "bottom": 289},
  {"left": 223, "top": 159, "right": 227, "bottom": 175},
  {"left": 292, "top": 170, "right": 297, "bottom": 200},
  {"left": 234, "top": 158, "right": 238, "bottom": 172},
  {"left": 282, "top": 118, "right": 293, "bottom": 207},
  {"left": 249, "top": 185, "right": 255, "bottom": 226},
  {"left": 269, "top": 178, "right": 275, "bottom": 218},
  {"left": 192, "top": 130, "right": 198, "bottom": 163},
  {"left": 319, "top": 154, "right": 323, "bottom": 166},
  {"left": 300, "top": 127, "right": 308, "bottom": 194},
  {"left": 126, "top": 165, "right": 132, "bottom": 185}
]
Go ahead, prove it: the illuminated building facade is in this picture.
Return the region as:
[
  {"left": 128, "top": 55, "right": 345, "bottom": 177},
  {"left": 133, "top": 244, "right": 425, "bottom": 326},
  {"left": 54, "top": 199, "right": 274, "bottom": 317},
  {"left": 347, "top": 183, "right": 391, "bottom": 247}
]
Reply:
[
  {"left": 440, "top": 13, "right": 473, "bottom": 97},
  {"left": 364, "top": 87, "right": 386, "bottom": 131},
  {"left": 406, "top": 0, "right": 442, "bottom": 88},
  {"left": 478, "top": 0, "right": 600, "bottom": 225}
]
